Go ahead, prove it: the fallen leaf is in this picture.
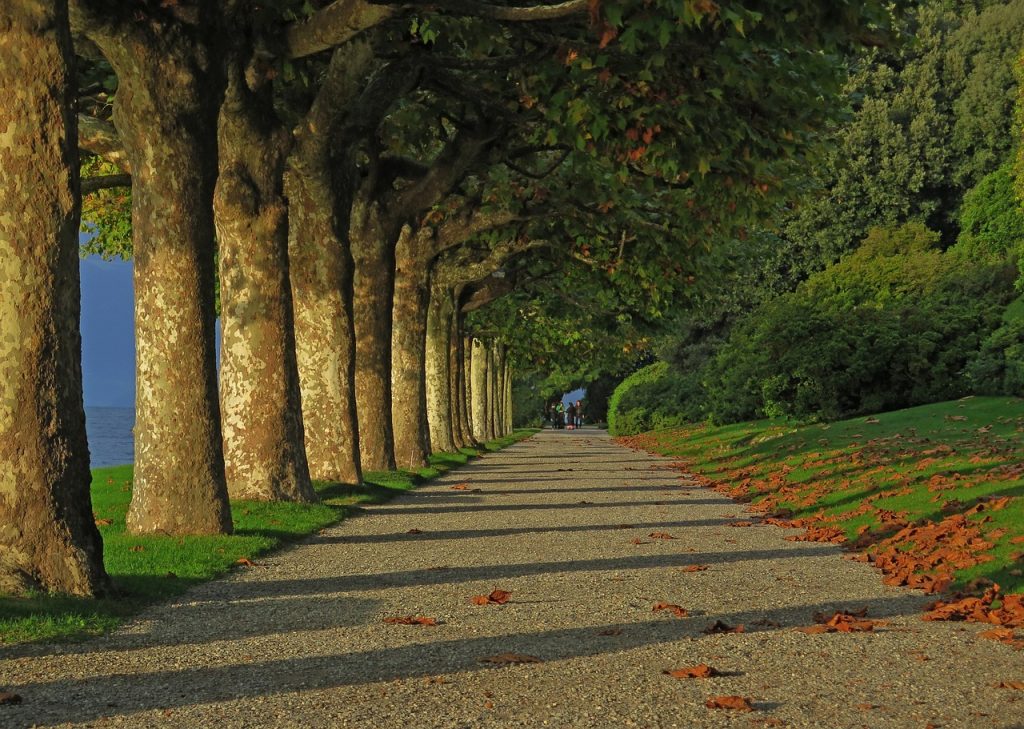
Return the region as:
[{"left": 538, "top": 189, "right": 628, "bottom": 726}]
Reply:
[
  {"left": 649, "top": 531, "right": 677, "bottom": 539},
  {"left": 383, "top": 616, "right": 437, "bottom": 626},
  {"left": 703, "top": 620, "right": 744, "bottom": 634},
  {"left": 630, "top": 538, "right": 651, "bottom": 545},
  {"left": 478, "top": 653, "right": 542, "bottom": 665},
  {"left": 406, "top": 528, "right": 424, "bottom": 534},
  {"left": 450, "top": 483, "right": 470, "bottom": 490},
  {"left": 680, "top": 564, "right": 709, "bottom": 572},
  {"left": 663, "top": 664, "right": 718, "bottom": 678},
  {"left": 129, "top": 545, "right": 145, "bottom": 553},
  {"left": 705, "top": 695, "right": 754, "bottom": 711},
  {"left": 471, "top": 589, "right": 511, "bottom": 606},
  {"left": 236, "top": 557, "right": 254, "bottom": 567},
  {"left": 94, "top": 518, "right": 112, "bottom": 526},
  {"left": 728, "top": 521, "right": 754, "bottom": 527},
  {"left": 653, "top": 602, "right": 688, "bottom": 618},
  {"left": 0, "top": 692, "right": 21, "bottom": 705},
  {"left": 996, "top": 681, "right": 1024, "bottom": 690},
  {"left": 597, "top": 627, "right": 623, "bottom": 636}
]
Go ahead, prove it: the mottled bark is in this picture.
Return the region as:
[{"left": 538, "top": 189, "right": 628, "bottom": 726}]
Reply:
[
  {"left": 504, "top": 364, "right": 514, "bottom": 434},
  {"left": 286, "top": 163, "right": 361, "bottom": 484},
  {"left": 461, "top": 335, "right": 477, "bottom": 445},
  {"left": 485, "top": 344, "right": 497, "bottom": 441},
  {"left": 0, "top": 0, "right": 109, "bottom": 596},
  {"left": 391, "top": 227, "right": 430, "bottom": 469},
  {"left": 493, "top": 344, "right": 507, "bottom": 437},
  {"left": 79, "top": 6, "right": 232, "bottom": 535},
  {"left": 425, "top": 284, "right": 457, "bottom": 453},
  {"left": 285, "top": 44, "right": 374, "bottom": 486},
  {"left": 447, "top": 305, "right": 465, "bottom": 449},
  {"left": 350, "top": 195, "right": 397, "bottom": 471},
  {"left": 214, "top": 38, "right": 314, "bottom": 503},
  {"left": 470, "top": 338, "right": 489, "bottom": 442}
]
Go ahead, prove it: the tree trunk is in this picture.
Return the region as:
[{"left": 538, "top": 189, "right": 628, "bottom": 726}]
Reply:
[
  {"left": 447, "top": 308, "right": 465, "bottom": 449},
  {"left": 470, "top": 338, "right": 489, "bottom": 442},
  {"left": 485, "top": 344, "right": 497, "bottom": 441},
  {"left": 90, "top": 13, "right": 231, "bottom": 535},
  {"left": 0, "top": 0, "right": 109, "bottom": 596},
  {"left": 461, "top": 335, "right": 477, "bottom": 446},
  {"left": 214, "top": 47, "right": 314, "bottom": 503},
  {"left": 504, "top": 363, "right": 514, "bottom": 434},
  {"left": 350, "top": 197, "right": 397, "bottom": 471},
  {"left": 425, "top": 284, "right": 457, "bottom": 453},
  {"left": 391, "top": 228, "right": 430, "bottom": 469},
  {"left": 493, "top": 344, "right": 507, "bottom": 437}
]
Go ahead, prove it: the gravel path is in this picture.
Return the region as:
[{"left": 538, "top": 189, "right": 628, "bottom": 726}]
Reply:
[{"left": 2, "top": 429, "right": 1022, "bottom": 728}]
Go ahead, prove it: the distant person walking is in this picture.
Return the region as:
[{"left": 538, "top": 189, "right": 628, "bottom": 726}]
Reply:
[
  {"left": 574, "top": 400, "right": 584, "bottom": 428},
  {"left": 555, "top": 401, "right": 565, "bottom": 429},
  {"left": 566, "top": 402, "right": 576, "bottom": 430}
]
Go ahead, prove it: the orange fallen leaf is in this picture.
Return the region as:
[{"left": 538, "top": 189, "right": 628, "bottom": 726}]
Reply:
[
  {"left": 653, "top": 602, "right": 688, "bottom": 618},
  {"left": 703, "top": 620, "right": 744, "bottom": 634},
  {"left": 630, "top": 538, "right": 651, "bottom": 545},
  {"left": 406, "top": 528, "right": 424, "bottom": 534},
  {"left": 680, "top": 564, "right": 709, "bottom": 573},
  {"left": 94, "top": 517, "right": 112, "bottom": 526},
  {"left": 478, "top": 653, "right": 542, "bottom": 665},
  {"left": 471, "top": 589, "right": 511, "bottom": 605},
  {"left": 648, "top": 531, "right": 677, "bottom": 539},
  {"left": 705, "top": 695, "right": 754, "bottom": 711},
  {"left": 383, "top": 616, "right": 437, "bottom": 626},
  {"left": 663, "top": 664, "right": 718, "bottom": 678},
  {"left": 728, "top": 521, "right": 754, "bottom": 527},
  {"left": 996, "top": 681, "right": 1024, "bottom": 690},
  {"left": 450, "top": 483, "right": 470, "bottom": 490},
  {"left": 236, "top": 557, "right": 254, "bottom": 567}
]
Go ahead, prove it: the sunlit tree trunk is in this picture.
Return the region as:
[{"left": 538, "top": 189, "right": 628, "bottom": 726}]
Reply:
[
  {"left": 77, "top": 6, "right": 232, "bottom": 534},
  {"left": 426, "top": 282, "right": 457, "bottom": 453},
  {"left": 215, "top": 39, "right": 314, "bottom": 502},
  {"left": 470, "top": 338, "right": 489, "bottom": 442},
  {"left": 0, "top": 0, "right": 109, "bottom": 596},
  {"left": 461, "top": 335, "right": 477, "bottom": 445},
  {"left": 350, "top": 195, "right": 397, "bottom": 470},
  {"left": 391, "top": 228, "right": 430, "bottom": 469},
  {"left": 485, "top": 343, "right": 497, "bottom": 441}
]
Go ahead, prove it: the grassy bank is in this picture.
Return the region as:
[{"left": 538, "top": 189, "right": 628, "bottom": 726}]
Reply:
[
  {"left": 0, "top": 430, "right": 535, "bottom": 646},
  {"left": 619, "top": 397, "right": 1023, "bottom": 596}
]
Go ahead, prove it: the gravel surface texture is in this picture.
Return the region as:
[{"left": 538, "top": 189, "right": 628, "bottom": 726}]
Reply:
[{"left": 1, "top": 429, "right": 1022, "bottom": 728}]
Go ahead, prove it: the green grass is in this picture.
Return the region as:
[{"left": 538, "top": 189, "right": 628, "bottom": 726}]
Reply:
[
  {"left": 0, "top": 429, "right": 536, "bottom": 646},
  {"left": 624, "top": 397, "right": 1024, "bottom": 594}
]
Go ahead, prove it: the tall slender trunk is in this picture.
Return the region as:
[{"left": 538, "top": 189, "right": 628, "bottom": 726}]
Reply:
[
  {"left": 0, "top": 0, "right": 109, "bottom": 596},
  {"left": 425, "top": 283, "right": 456, "bottom": 453},
  {"left": 214, "top": 47, "right": 314, "bottom": 503},
  {"left": 461, "top": 335, "right": 476, "bottom": 445},
  {"left": 493, "top": 344, "right": 507, "bottom": 437},
  {"left": 350, "top": 197, "right": 396, "bottom": 471},
  {"left": 286, "top": 160, "right": 361, "bottom": 484},
  {"left": 391, "top": 228, "right": 430, "bottom": 469},
  {"left": 504, "top": 363, "right": 514, "bottom": 434},
  {"left": 470, "top": 338, "right": 488, "bottom": 442},
  {"left": 485, "top": 344, "right": 497, "bottom": 441},
  {"left": 447, "top": 306, "right": 465, "bottom": 449},
  {"left": 89, "top": 14, "right": 231, "bottom": 535}
]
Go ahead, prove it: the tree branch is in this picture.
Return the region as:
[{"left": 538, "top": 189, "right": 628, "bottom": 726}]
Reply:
[
  {"left": 382, "top": 0, "right": 590, "bottom": 21},
  {"left": 78, "top": 114, "right": 131, "bottom": 174},
  {"left": 286, "top": 0, "right": 396, "bottom": 59},
  {"left": 81, "top": 173, "right": 131, "bottom": 195}
]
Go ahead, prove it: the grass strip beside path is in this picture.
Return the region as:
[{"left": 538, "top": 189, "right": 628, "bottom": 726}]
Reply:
[
  {"left": 619, "top": 397, "right": 1023, "bottom": 597},
  {"left": 0, "top": 430, "right": 536, "bottom": 646}
]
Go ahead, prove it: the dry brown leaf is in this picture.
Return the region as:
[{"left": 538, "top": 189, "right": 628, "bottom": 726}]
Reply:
[
  {"left": 653, "top": 602, "right": 688, "bottom": 618},
  {"left": 680, "top": 564, "right": 709, "bottom": 572},
  {"left": 663, "top": 664, "right": 718, "bottom": 678},
  {"left": 728, "top": 521, "right": 754, "bottom": 527},
  {"left": 450, "top": 483, "right": 470, "bottom": 490},
  {"left": 129, "top": 545, "right": 145, "bottom": 553},
  {"left": 0, "top": 692, "right": 22, "bottom": 705},
  {"left": 478, "top": 653, "right": 543, "bottom": 665},
  {"left": 471, "top": 589, "right": 511, "bottom": 606},
  {"left": 236, "top": 557, "right": 254, "bottom": 567},
  {"left": 597, "top": 627, "right": 623, "bottom": 636},
  {"left": 383, "top": 616, "right": 437, "bottom": 626},
  {"left": 705, "top": 695, "right": 754, "bottom": 711},
  {"left": 94, "top": 517, "right": 112, "bottom": 526},
  {"left": 630, "top": 538, "right": 651, "bottom": 545},
  {"left": 996, "top": 681, "right": 1024, "bottom": 690},
  {"left": 648, "top": 531, "right": 677, "bottom": 539},
  {"left": 406, "top": 528, "right": 424, "bottom": 535},
  {"left": 703, "top": 620, "right": 744, "bottom": 634}
]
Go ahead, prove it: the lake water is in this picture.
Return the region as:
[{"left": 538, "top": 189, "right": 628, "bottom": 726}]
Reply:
[{"left": 85, "top": 406, "right": 135, "bottom": 468}]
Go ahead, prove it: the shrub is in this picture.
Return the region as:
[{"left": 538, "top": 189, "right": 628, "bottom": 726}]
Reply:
[
  {"left": 608, "top": 362, "right": 693, "bottom": 436},
  {"left": 968, "top": 297, "right": 1024, "bottom": 396}
]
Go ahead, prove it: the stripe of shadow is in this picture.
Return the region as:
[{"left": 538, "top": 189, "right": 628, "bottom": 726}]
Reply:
[
  {"left": 180, "top": 546, "right": 843, "bottom": 601},
  {"left": 373, "top": 500, "right": 729, "bottom": 515},
  {"left": 320, "top": 518, "right": 737, "bottom": 544},
  {"left": 3, "top": 594, "right": 930, "bottom": 727}
]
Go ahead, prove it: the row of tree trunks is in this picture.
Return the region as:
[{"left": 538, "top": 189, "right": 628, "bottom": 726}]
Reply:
[{"left": 0, "top": 0, "right": 109, "bottom": 596}]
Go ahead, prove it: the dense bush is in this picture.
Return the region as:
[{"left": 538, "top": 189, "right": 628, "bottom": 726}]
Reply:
[
  {"left": 968, "top": 297, "right": 1024, "bottom": 396},
  {"left": 608, "top": 362, "right": 694, "bottom": 436},
  {"left": 703, "top": 223, "right": 1016, "bottom": 423}
]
